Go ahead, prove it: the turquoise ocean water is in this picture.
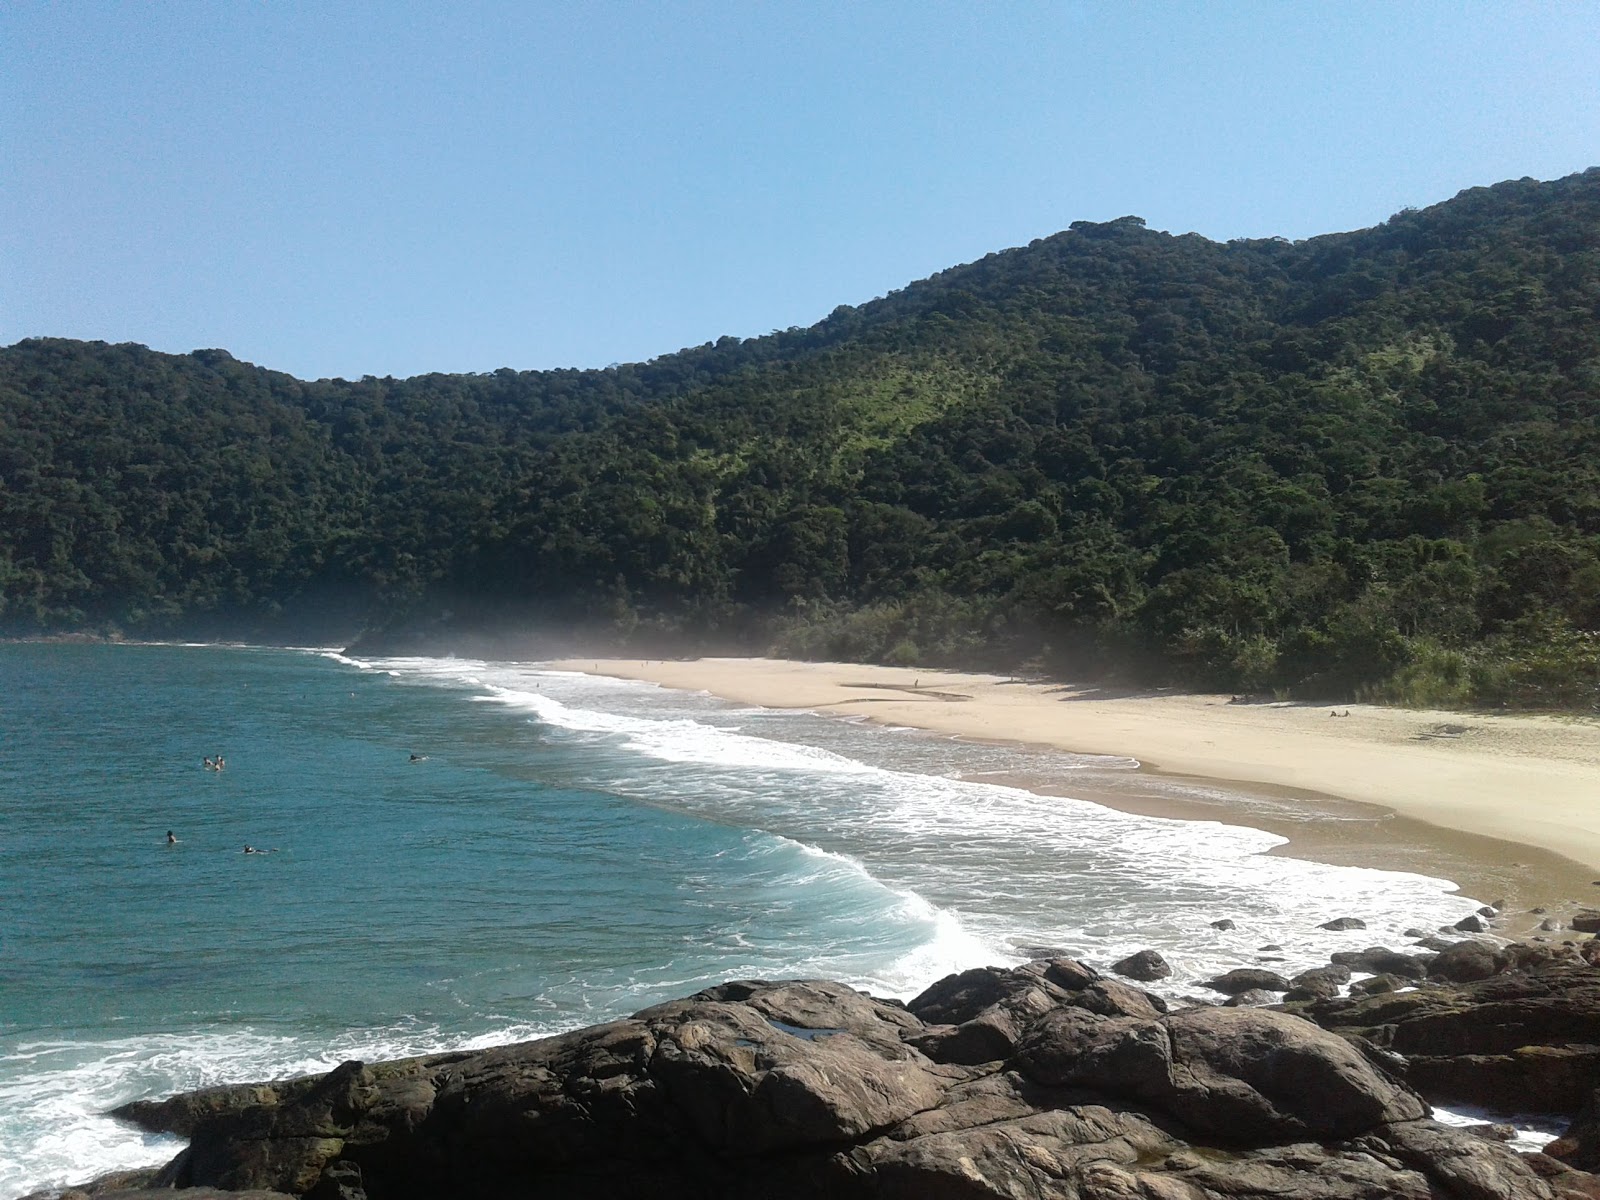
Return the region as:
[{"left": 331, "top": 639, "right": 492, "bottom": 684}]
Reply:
[{"left": 0, "top": 643, "right": 1487, "bottom": 1196}]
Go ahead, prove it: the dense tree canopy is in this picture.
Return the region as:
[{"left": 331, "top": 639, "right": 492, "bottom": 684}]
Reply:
[{"left": 4, "top": 170, "right": 1599, "bottom": 706}]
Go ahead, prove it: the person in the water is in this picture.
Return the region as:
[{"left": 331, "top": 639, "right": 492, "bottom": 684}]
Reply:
[
  {"left": 242, "top": 845, "right": 276, "bottom": 854},
  {"left": 166, "top": 830, "right": 178, "bottom": 844}
]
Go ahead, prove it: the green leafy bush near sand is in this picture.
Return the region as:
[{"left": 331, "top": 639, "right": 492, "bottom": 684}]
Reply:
[{"left": 1359, "top": 623, "right": 1600, "bottom": 711}]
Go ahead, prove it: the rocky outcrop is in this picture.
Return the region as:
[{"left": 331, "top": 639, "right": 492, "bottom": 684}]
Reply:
[
  {"left": 1330, "top": 946, "right": 1430, "bottom": 979},
  {"left": 1108, "top": 948, "right": 1171, "bottom": 981},
  {"left": 1320, "top": 916, "right": 1368, "bottom": 931},
  {"left": 1285, "top": 964, "right": 1352, "bottom": 1002},
  {"left": 1199, "top": 967, "right": 1290, "bottom": 995},
  {"left": 1294, "top": 951, "right": 1600, "bottom": 1116},
  {"left": 92, "top": 960, "right": 1561, "bottom": 1200},
  {"left": 1427, "top": 938, "right": 1513, "bottom": 982}
]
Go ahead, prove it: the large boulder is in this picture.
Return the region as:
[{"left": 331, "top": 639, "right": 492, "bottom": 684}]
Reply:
[
  {"left": 93, "top": 966, "right": 1568, "bottom": 1200},
  {"left": 1200, "top": 967, "right": 1290, "bottom": 995},
  {"left": 1013, "top": 1003, "right": 1427, "bottom": 1144},
  {"left": 1320, "top": 917, "right": 1368, "bottom": 931},
  {"left": 1285, "top": 964, "right": 1353, "bottom": 1002},
  {"left": 1427, "top": 940, "right": 1513, "bottom": 983},
  {"left": 1109, "top": 948, "right": 1171, "bottom": 982}
]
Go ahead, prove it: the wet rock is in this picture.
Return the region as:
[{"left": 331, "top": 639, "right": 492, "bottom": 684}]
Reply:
[
  {"left": 112, "top": 1083, "right": 286, "bottom": 1138},
  {"left": 1283, "top": 964, "right": 1351, "bottom": 1002},
  {"left": 1210, "top": 918, "right": 1236, "bottom": 930},
  {"left": 1223, "top": 988, "right": 1281, "bottom": 1007},
  {"left": 1571, "top": 910, "right": 1600, "bottom": 934},
  {"left": 1319, "top": 917, "right": 1368, "bottom": 931},
  {"left": 1199, "top": 968, "right": 1291, "bottom": 995},
  {"left": 1349, "top": 973, "right": 1405, "bottom": 997},
  {"left": 1454, "top": 914, "right": 1491, "bottom": 933},
  {"left": 1108, "top": 949, "right": 1171, "bottom": 982},
  {"left": 1427, "top": 939, "right": 1512, "bottom": 983},
  {"left": 1330, "top": 946, "right": 1428, "bottom": 979},
  {"left": 1414, "top": 934, "right": 1459, "bottom": 952},
  {"left": 1009, "top": 943, "right": 1077, "bottom": 960}
]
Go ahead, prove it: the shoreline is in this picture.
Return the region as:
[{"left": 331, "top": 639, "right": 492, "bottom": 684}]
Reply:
[{"left": 551, "top": 657, "right": 1600, "bottom": 920}]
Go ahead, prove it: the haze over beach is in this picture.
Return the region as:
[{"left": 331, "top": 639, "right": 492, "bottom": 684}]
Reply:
[{"left": 6, "top": 3, "right": 1600, "bottom": 1198}]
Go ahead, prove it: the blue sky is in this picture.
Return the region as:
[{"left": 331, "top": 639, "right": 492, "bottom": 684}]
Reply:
[{"left": 3, "top": 2, "right": 1597, "bottom": 381}]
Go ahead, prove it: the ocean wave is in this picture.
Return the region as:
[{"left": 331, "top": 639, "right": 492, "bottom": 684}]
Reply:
[
  {"left": 347, "top": 653, "right": 1483, "bottom": 995},
  {"left": 0, "top": 1016, "right": 572, "bottom": 1198}
]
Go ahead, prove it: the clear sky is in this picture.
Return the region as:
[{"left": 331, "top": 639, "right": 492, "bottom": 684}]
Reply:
[{"left": 3, "top": 2, "right": 1597, "bottom": 381}]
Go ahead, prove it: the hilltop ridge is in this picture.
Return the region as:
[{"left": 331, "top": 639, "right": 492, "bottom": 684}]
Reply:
[{"left": 3, "top": 169, "right": 1599, "bottom": 705}]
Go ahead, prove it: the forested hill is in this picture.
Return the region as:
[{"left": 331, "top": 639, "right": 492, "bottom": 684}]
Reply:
[{"left": 4, "top": 169, "right": 1600, "bottom": 706}]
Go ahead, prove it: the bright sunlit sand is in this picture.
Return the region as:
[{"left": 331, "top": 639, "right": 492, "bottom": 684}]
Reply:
[{"left": 555, "top": 657, "right": 1600, "bottom": 901}]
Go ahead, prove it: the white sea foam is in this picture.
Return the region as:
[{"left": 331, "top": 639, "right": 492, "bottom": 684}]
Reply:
[
  {"left": 0, "top": 1018, "right": 573, "bottom": 1198},
  {"left": 1432, "top": 1104, "right": 1563, "bottom": 1153},
  {"left": 354, "top": 654, "right": 1484, "bottom": 996},
  {"left": 473, "top": 684, "right": 880, "bottom": 778}
]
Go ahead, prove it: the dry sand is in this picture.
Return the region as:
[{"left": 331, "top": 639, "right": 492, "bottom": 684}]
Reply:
[{"left": 552, "top": 657, "right": 1600, "bottom": 919}]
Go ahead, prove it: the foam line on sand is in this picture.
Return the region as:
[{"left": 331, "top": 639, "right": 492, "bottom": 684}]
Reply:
[{"left": 551, "top": 657, "right": 1600, "bottom": 905}]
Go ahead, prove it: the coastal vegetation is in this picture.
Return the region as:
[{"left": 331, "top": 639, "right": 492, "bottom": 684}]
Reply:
[{"left": 2, "top": 169, "right": 1599, "bottom": 707}]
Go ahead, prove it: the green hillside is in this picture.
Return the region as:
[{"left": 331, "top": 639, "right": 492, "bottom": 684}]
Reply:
[{"left": 4, "top": 169, "right": 1599, "bottom": 707}]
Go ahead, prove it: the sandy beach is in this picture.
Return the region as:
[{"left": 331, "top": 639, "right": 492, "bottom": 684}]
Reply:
[{"left": 553, "top": 657, "right": 1600, "bottom": 918}]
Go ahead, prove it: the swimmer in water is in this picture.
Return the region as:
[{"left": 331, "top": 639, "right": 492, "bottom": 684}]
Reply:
[
  {"left": 166, "top": 830, "right": 178, "bottom": 844},
  {"left": 409, "top": 753, "right": 428, "bottom": 762}
]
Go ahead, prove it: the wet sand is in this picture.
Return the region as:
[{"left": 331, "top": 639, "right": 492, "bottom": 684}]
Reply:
[{"left": 552, "top": 657, "right": 1600, "bottom": 925}]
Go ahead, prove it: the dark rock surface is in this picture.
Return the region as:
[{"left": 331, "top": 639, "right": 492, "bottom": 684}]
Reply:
[
  {"left": 1427, "top": 939, "right": 1514, "bottom": 982},
  {"left": 1199, "top": 967, "right": 1290, "bottom": 995},
  {"left": 1330, "top": 946, "right": 1429, "bottom": 979},
  {"left": 1320, "top": 916, "right": 1368, "bottom": 931},
  {"left": 81, "top": 959, "right": 1563, "bottom": 1200},
  {"left": 1223, "top": 988, "right": 1282, "bottom": 1007},
  {"left": 1294, "top": 948, "right": 1600, "bottom": 1119},
  {"left": 1348, "top": 972, "right": 1407, "bottom": 997},
  {"left": 1108, "top": 948, "right": 1171, "bottom": 982},
  {"left": 1285, "top": 964, "right": 1353, "bottom": 1002}
]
